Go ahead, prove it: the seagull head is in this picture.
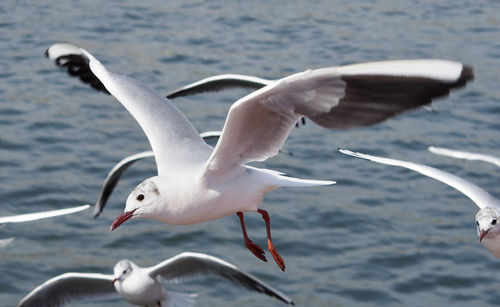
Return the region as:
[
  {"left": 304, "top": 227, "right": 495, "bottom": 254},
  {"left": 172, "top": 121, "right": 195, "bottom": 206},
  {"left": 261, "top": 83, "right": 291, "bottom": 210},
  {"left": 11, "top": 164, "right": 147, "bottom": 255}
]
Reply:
[
  {"left": 111, "top": 177, "right": 163, "bottom": 231},
  {"left": 475, "top": 207, "right": 500, "bottom": 243},
  {"left": 112, "top": 259, "right": 134, "bottom": 286}
]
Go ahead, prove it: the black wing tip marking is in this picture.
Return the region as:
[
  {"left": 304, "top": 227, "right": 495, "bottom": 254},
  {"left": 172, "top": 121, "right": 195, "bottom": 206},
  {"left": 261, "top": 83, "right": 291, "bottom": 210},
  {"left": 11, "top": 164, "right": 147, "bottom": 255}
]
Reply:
[
  {"left": 46, "top": 48, "right": 110, "bottom": 95},
  {"left": 458, "top": 64, "right": 474, "bottom": 86}
]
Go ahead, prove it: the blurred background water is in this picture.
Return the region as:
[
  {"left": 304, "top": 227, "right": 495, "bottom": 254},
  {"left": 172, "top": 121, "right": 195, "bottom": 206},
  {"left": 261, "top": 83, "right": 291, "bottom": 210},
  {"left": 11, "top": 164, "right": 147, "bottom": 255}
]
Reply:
[{"left": 0, "top": 0, "right": 499, "bottom": 306}]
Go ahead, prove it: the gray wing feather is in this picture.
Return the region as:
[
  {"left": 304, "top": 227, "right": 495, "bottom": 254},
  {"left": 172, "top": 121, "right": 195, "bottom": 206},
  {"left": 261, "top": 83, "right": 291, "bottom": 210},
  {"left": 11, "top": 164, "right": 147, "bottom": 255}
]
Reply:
[
  {"left": 166, "top": 74, "right": 272, "bottom": 99},
  {"left": 147, "top": 252, "right": 294, "bottom": 305},
  {"left": 17, "top": 273, "right": 117, "bottom": 307}
]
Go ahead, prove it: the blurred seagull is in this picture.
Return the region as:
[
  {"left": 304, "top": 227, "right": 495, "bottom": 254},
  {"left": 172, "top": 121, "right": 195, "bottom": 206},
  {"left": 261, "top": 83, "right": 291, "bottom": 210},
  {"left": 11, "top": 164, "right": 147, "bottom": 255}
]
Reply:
[
  {"left": 339, "top": 149, "right": 500, "bottom": 258},
  {"left": 48, "top": 43, "right": 472, "bottom": 270},
  {"left": 0, "top": 205, "right": 89, "bottom": 225},
  {"left": 17, "top": 252, "right": 294, "bottom": 307},
  {"left": 429, "top": 146, "right": 500, "bottom": 167}
]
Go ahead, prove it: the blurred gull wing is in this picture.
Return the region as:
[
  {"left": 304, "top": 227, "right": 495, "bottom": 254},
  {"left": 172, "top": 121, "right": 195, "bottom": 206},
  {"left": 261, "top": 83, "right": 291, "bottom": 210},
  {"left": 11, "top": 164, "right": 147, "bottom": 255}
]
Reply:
[
  {"left": 92, "top": 131, "right": 221, "bottom": 218},
  {"left": 147, "top": 252, "right": 294, "bottom": 305},
  {"left": 0, "top": 237, "right": 14, "bottom": 248},
  {"left": 339, "top": 149, "right": 500, "bottom": 210},
  {"left": 0, "top": 205, "right": 90, "bottom": 225},
  {"left": 17, "top": 273, "right": 117, "bottom": 307},
  {"left": 166, "top": 74, "right": 272, "bottom": 99},
  {"left": 429, "top": 146, "right": 500, "bottom": 167},
  {"left": 205, "top": 60, "right": 473, "bottom": 178}
]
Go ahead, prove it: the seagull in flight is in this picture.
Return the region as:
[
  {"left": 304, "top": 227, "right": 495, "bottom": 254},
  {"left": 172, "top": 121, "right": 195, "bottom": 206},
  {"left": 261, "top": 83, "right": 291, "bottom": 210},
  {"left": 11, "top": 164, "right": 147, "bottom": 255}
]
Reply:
[
  {"left": 17, "top": 251, "right": 294, "bottom": 307},
  {"left": 48, "top": 43, "right": 473, "bottom": 270},
  {"left": 339, "top": 149, "right": 500, "bottom": 258}
]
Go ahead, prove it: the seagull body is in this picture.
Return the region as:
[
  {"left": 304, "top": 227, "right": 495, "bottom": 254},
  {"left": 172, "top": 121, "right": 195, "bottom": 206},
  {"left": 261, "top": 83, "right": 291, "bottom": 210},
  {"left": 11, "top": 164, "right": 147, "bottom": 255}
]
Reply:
[
  {"left": 339, "top": 149, "right": 500, "bottom": 258},
  {"left": 48, "top": 43, "right": 473, "bottom": 270},
  {"left": 17, "top": 252, "right": 295, "bottom": 307}
]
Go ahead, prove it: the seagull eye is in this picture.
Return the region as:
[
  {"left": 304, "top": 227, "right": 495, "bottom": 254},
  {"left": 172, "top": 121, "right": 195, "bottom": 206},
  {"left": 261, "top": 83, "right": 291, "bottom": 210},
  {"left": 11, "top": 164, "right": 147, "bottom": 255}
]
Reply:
[
  {"left": 136, "top": 194, "right": 145, "bottom": 201},
  {"left": 122, "top": 269, "right": 127, "bottom": 274},
  {"left": 492, "top": 219, "right": 497, "bottom": 225}
]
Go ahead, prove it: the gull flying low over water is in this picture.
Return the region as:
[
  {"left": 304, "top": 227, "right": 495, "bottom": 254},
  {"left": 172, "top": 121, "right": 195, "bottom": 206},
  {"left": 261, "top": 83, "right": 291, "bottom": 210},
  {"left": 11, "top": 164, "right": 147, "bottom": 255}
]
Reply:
[
  {"left": 17, "top": 251, "right": 294, "bottom": 307},
  {"left": 339, "top": 149, "right": 500, "bottom": 258},
  {"left": 429, "top": 146, "right": 500, "bottom": 167},
  {"left": 48, "top": 42, "right": 472, "bottom": 270}
]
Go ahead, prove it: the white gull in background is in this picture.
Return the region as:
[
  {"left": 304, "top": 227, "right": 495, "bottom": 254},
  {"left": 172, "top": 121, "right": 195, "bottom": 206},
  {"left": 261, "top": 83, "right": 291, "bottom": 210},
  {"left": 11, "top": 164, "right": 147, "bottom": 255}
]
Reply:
[
  {"left": 339, "top": 149, "right": 500, "bottom": 258},
  {"left": 17, "top": 251, "right": 294, "bottom": 307},
  {"left": 49, "top": 43, "right": 472, "bottom": 270},
  {"left": 429, "top": 146, "right": 500, "bottom": 167}
]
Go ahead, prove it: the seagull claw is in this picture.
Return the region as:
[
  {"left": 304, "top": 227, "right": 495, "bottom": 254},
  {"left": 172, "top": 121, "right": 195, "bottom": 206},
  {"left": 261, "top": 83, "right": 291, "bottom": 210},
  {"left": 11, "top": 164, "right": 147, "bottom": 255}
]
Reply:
[
  {"left": 244, "top": 239, "right": 267, "bottom": 262},
  {"left": 267, "top": 238, "right": 285, "bottom": 271}
]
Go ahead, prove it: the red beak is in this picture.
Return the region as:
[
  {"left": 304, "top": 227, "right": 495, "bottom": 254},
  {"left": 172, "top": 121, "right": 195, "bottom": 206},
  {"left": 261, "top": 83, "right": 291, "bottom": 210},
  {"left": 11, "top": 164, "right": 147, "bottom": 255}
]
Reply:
[
  {"left": 110, "top": 209, "right": 137, "bottom": 231},
  {"left": 479, "top": 229, "right": 489, "bottom": 243},
  {"left": 111, "top": 278, "right": 117, "bottom": 285}
]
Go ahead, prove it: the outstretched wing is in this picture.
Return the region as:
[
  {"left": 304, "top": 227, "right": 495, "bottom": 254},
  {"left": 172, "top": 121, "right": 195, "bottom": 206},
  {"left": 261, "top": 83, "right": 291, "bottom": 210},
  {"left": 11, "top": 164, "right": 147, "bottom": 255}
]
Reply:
[
  {"left": 166, "top": 74, "right": 272, "bottom": 98},
  {"left": 46, "top": 43, "right": 271, "bottom": 99},
  {"left": 76, "top": 47, "right": 212, "bottom": 174},
  {"left": 205, "top": 60, "right": 473, "bottom": 178},
  {"left": 17, "top": 273, "right": 117, "bottom": 307},
  {"left": 0, "top": 205, "right": 90, "bottom": 225},
  {"left": 429, "top": 146, "right": 500, "bottom": 167},
  {"left": 147, "top": 252, "right": 294, "bottom": 305},
  {"left": 339, "top": 149, "right": 500, "bottom": 210}
]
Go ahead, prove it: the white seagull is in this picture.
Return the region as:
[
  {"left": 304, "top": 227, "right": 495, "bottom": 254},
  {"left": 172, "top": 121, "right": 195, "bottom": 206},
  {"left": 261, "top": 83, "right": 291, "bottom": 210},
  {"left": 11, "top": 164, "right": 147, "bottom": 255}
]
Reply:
[
  {"left": 339, "top": 149, "right": 500, "bottom": 258},
  {"left": 429, "top": 146, "right": 500, "bottom": 167},
  {"left": 17, "top": 251, "right": 294, "bottom": 307},
  {"left": 50, "top": 43, "right": 472, "bottom": 270}
]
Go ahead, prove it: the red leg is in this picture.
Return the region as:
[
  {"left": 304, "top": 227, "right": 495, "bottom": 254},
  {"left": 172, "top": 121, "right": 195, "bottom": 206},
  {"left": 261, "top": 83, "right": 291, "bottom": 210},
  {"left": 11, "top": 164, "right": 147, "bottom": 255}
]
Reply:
[
  {"left": 237, "top": 212, "right": 267, "bottom": 262},
  {"left": 257, "top": 209, "right": 286, "bottom": 271}
]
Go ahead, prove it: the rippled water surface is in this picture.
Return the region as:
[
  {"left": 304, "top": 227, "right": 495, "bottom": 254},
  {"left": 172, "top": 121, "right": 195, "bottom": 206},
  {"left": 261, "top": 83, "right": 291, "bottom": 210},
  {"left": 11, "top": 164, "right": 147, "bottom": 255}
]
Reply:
[{"left": 1, "top": 1, "right": 499, "bottom": 306}]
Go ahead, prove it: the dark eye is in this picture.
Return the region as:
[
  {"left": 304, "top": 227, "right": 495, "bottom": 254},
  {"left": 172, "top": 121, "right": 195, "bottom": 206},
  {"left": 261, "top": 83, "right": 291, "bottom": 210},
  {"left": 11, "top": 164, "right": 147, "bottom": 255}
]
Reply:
[
  {"left": 136, "top": 194, "right": 144, "bottom": 201},
  {"left": 492, "top": 219, "right": 497, "bottom": 225},
  {"left": 476, "top": 221, "right": 479, "bottom": 226},
  {"left": 122, "top": 269, "right": 127, "bottom": 274}
]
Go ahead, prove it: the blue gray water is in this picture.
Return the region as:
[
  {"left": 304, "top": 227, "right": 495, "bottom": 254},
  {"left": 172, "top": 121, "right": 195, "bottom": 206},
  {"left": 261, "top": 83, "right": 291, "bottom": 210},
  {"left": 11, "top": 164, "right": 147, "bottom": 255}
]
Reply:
[{"left": 1, "top": 0, "right": 499, "bottom": 306}]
